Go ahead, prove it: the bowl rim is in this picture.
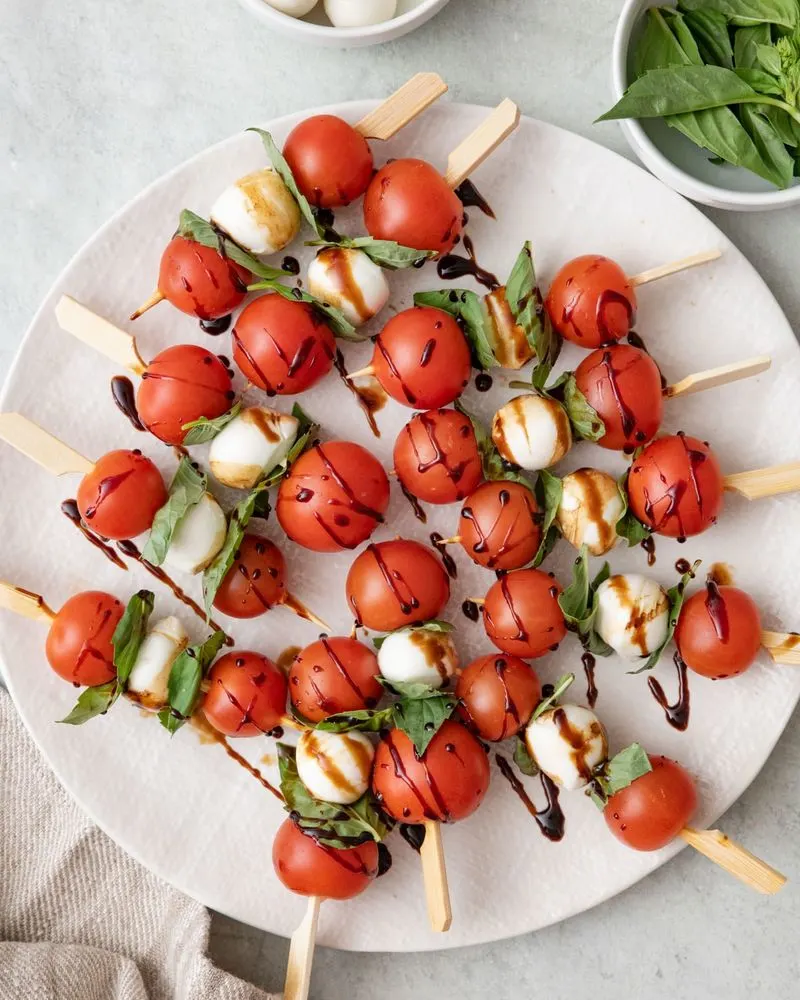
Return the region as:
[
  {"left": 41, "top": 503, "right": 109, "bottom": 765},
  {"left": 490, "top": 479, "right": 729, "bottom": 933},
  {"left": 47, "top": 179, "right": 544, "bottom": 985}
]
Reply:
[
  {"left": 236, "top": 0, "right": 449, "bottom": 40},
  {"left": 612, "top": 0, "right": 800, "bottom": 208}
]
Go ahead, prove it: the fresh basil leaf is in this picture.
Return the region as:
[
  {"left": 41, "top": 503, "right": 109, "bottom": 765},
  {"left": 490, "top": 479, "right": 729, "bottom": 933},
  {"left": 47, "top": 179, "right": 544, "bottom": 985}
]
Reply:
[
  {"left": 176, "top": 209, "right": 288, "bottom": 282},
  {"left": 615, "top": 472, "right": 651, "bottom": 547},
  {"left": 530, "top": 673, "right": 575, "bottom": 723},
  {"left": 157, "top": 707, "right": 187, "bottom": 735},
  {"left": 309, "top": 235, "right": 434, "bottom": 270},
  {"left": 142, "top": 459, "right": 207, "bottom": 566},
  {"left": 182, "top": 401, "right": 242, "bottom": 445},
  {"left": 505, "top": 242, "right": 560, "bottom": 376},
  {"left": 247, "top": 280, "right": 361, "bottom": 342},
  {"left": 734, "top": 24, "right": 772, "bottom": 69},
  {"left": 630, "top": 560, "right": 701, "bottom": 674},
  {"left": 740, "top": 102, "right": 795, "bottom": 187},
  {"left": 735, "top": 67, "right": 785, "bottom": 94},
  {"left": 166, "top": 630, "right": 227, "bottom": 719},
  {"left": 454, "top": 399, "right": 533, "bottom": 488},
  {"left": 635, "top": 7, "right": 696, "bottom": 77},
  {"left": 663, "top": 8, "right": 703, "bottom": 64},
  {"left": 545, "top": 372, "right": 605, "bottom": 442},
  {"left": 112, "top": 590, "right": 155, "bottom": 686},
  {"left": 58, "top": 681, "right": 120, "bottom": 726},
  {"left": 202, "top": 485, "right": 267, "bottom": 612},
  {"left": 679, "top": 0, "right": 797, "bottom": 29},
  {"left": 513, "top": 736, "right": 539, "bottom": 776},
  {"left": 590, "top": 742, "right": 653, "bottom": 808},
  {"left": 260, "top": 403, "right": 318, "bottom": 491},
  {"left": 599, "top": 65, "right": 762, "bottom": 120},
  {"left": 558, "top": 547, "right": 613, "bottom": 654},
  {"left": 376, "top": 677, "right": 442, "bottom": 700},
  {"left": 392, "top": 693, "right": 458, "bottom": 756},
  {"left": 756, "top": 42, "right": 783, "bottom": 76},
  {"left": 680, "top": 7, "right": 733, "bottom": 67},
  {"left": 413, "top": 289, "right": 497, "bottom": 370},
  {"left": 532, "top": 468, "right": 563, "bottom": 568},
  {"left": 316, "top": 707, "right": 394, "bottom": 733},
  {"left": 247, "top": 128, "right": 320, "bottom": 235}
]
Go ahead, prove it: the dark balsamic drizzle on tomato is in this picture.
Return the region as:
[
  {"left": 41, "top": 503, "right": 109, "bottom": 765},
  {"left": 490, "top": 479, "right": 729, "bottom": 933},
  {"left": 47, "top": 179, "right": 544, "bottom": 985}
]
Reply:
[
  {"left": 436, "top": 234, "right": 500, "bottom": 291},
  {"left": 384, "top": 730, "right": 450, "bottom": 821},
  {"left": 454, "top": 179, "right": 495, "bottom": 219},
  {"left": 365, "top": 543, "right": 419, "bottom": 618},
  {"left": 60, "top": 499, "right": 126, "bottom": 569},
  {"left": 110, "top": 376, "right": 145, "bottom": 431},
  {"left": 647, "top": 652, "right": 690, "bottom": 731},
  {"left": 407, "top": 411, "right": 473, "bottom": 498},
  {"left": 704, "top": 579, "right": 730, "bottom": 642},
  {"left": 333, "top": 349, "right": 382, "bottom": 438},
  {"left": 627, "top": 331, "right": 668, "bottom": 391},
  {"left": 495, "top": 754, "right": 565, "bottom": 841},
  {"left": 399, "top": 481, "right": 427, "bottom": 523},
  {"left": 429, "top": 531, "right": 458, "bottom": 579}
]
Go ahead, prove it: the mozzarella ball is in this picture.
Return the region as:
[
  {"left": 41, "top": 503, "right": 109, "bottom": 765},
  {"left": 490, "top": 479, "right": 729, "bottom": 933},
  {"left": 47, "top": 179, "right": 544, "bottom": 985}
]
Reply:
[
  {"left": 484, "top": 287, "right": 535, "bottom": 370},
  {"left": 209, "top": 406, "right": 300, "bottom": 490},
  {"left": 491, "top": 395, "right": 572, "bottom": 471},
  {"left": 324, "top": 0, "right": 397, "bottom": 27},
  {"left": 594, "top": 574, "right": 670, "bottom": 660},
  {"left": 377, "top": 628, "right": 458, "bottom": 690},
  {"left": 265, "top": 0, "right": 319, "bottom": 16},
  {"left": 307, "top": 248, "right": 390, "bottom": 327},
  {"left": 126, "top": 616, "right": 188, "bottom": 710},
  {"left": 163, "top": 493, "right": 227, "bottom": 575},
  {"left": 296, "top": 730, "right": 375, "bottom": 805},
  {"left": 525, "top": 705, "right": 607, "bottom": 791},
  {"left": 556, "top": 468, "right": 624, "bottom": 557},
  {"left": 210, "top": 169, "right": 301, "bottom": 257}
]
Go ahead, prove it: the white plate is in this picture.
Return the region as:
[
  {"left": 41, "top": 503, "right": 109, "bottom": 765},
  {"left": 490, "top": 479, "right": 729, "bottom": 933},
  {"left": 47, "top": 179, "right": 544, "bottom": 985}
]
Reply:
[{"left": 1, "top": 101, "right": 798, "bottom": 952}]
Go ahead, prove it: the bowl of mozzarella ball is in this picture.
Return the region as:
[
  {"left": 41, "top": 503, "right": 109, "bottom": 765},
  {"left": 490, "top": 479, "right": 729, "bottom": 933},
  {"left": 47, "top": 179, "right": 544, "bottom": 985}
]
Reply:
[{"left": 237, "top": 0, "right": 451, "bottom": 45}]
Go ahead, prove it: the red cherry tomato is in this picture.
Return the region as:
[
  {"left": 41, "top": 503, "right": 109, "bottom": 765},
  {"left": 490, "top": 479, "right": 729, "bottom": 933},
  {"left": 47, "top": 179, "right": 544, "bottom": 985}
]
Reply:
[
  {"left": 283, "top": 115, "right": 374, "bottom": 209},
  {"left": 393, "top": 408, "right": 483, "bottom": 505},
  {"left": 202, "top": 650, "right": 287, "bottom": 737},
  {"left": 277, "top": 441, "right": 390, "bottom": 553},
  {"left": 604, "top": 755, "right": 697, "bottom": 851},
  {"left": 232, "top": 294, "right": 335, "bottom": 396},
  {"left": 458, "top": 481, "right": 541, "bottom": 570},
  {"left": 289, "top": 636, "right": 382, "bottom": 722},
  {"left": 545, "top": 255, "right": 636, "bottom": 348},
  {"left": 372, "top": 721, "right": 490, "bottom": 823},
  {"left": 627, "top": 434, "right": 724, "bottom": 539},
  {"left": 136, "top": 345, "right": 233, "bottom": 445},
  {"left": 77, "top": 449, "right": 167, "bottom": 540},
  {"left": 157, "top": 236, "right": 250, "bottom": 320},
  {"left": 212, "top": 534, "right": 287, "bottom": 620},
  {"left": 363, "top": 159, "right": 463, "bottom": 255},
  {"left": 574, "top": 345, "right": 664, "bottom": 452},
  {"left": 346, "top": 539, "right": 450, "bottom": 631},
  {"left": 456, "top": 654, "right": 541, "bottom": 741},
  {"left": 482, "top": 569, "right": 566, "bottom": 659},
  {"left": 273, "top": 817, "right": 378, "bottom": 900},
  {"left": 45, "top": 590, "right": 123, "bottom": 686},
  {"left": 371, "top": 307, "right": 471, "bottom": 409},
  {"left": 675, "top": 583, "right": 762, "bottom": 679}
]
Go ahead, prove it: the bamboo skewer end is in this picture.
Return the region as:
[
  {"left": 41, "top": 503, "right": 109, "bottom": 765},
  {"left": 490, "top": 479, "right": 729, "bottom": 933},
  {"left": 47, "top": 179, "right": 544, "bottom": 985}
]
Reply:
[
  {"left": 0, "top": 412, "right": 94, "bottom": 477},
  {"left": 283, "top": 895, "right": 322, "bottom": 1000},
  {"left": 664, "top": 355, "right": 771, "bottom": 400},
  {"left": 56, "top": 295, "right": 148, "bottom": 376},
  {"left": 444, "top": 99, "right": 520, "bottom": 190},
  {"left": 129, "top": 289, "right": 166, "bottom": 321},
  {"left": 354, "top": 73, "right": 448, "bottom": 141},
  {"left": 420, "top": 819, "right": 452, "bottom": 933},
  {"left": 0, "top": 582, "right": 56, "bottom": 624},
  {"left": 629, "top": 249, "right": 723, "bottom": 287},
  {"left": 761, "top": 630, "right": 800, "bottom": 665},
  {"left": 283, "top": 593, "right": 331, "bottom": 633},
  {"left": 679, "top": 826, "right": 786, "bottom": 894},
  {"left": 723, "top": 462, "right": 800, "bottom": 501}
]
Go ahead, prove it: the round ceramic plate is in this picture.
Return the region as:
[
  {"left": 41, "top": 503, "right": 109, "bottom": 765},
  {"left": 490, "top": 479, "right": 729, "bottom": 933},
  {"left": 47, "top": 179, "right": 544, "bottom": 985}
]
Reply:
[{"left": 1, "top": 101, "right": 798, "bottom": 952}]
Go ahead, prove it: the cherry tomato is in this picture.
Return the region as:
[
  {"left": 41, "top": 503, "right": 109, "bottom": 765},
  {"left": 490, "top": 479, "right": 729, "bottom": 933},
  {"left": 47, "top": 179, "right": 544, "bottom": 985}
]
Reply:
[
  {"left": 346, "top": 539, "right": 450, "bottom": 631},
  {"left": 77, "top": 449, "right": 167, "bottom": 540},
  {"left": 283, "top": 115, "right": 374, "bottom": 209},
  {"left": 136, "top": 345, "right": 234, "bottom": 445},
  {"left": 363, "top": 159, "right": 463, "bottom": 255},
  {"left": 289, "top": 636, "right": 382, "bottom": 722},
  {"left": 371, "top": 307, "right": 471, "bottom": 409},
  {"left": 675, "top": 583, "right": 762, "bottom": 679},
  {"left": 458, "top": 481, "right": 541, "bottom": 570},
  {"left": 276, "top": 441, "right": 390, "bottom": 552},
  {"left": 604, "top": 754, "right": 697, "bottom": 851},
  {"left": 202, "top": 650, "right": 287, "bottom": 737},
  {"left": 273, "top": 817, "right": 378, "bottom": 900},
  {"left": 213, "top": 534, "right": 286, "bottom": 620},
  {"left": 393, "top": 408, "right": 483, "bottom": 505},
  {"left": 574, "top": 345, "right": 663, "bottom": 452},
  {"left": 627, "top": 434, "right": 724, "bottom": 539},
  {"left": 456, "top": 654, "right": 541, "bottom": 741},
  {"left": 545, "top": 255, "right": 636, "bottom": 348},
  {"left": 372, "top": 721, "right": 490, "bottom": 823},
  {"left": 232, "top": 294, "right": 335, "bottom": 396},
  {"left": 157, "top": 236, "right": 250, "bottom": 320},
  {"left": 45, "top": 590, "right": 123, "bottom": 686},
  {"left": 482, "top": 568, "right": 566, "bottom": 659}
]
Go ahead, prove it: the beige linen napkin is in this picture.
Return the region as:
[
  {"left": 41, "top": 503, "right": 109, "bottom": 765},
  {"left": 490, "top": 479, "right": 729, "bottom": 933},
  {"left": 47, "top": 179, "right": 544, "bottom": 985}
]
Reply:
[{"left": 0, "top": 689, "right": 278, "bottom": 1000}]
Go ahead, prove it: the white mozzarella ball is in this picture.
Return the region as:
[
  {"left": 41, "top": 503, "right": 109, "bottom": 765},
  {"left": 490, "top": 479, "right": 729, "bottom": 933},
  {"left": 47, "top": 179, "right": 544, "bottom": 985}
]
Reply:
[
  {"left": 594, "top": 574, "right": 670, "bottom": 660},
  {"left": 126, "top": 616, "right": 188, "bottom": 710},
  {"left": 210, "top": 168, "right": 301, "bottom": 257},
  {"left": 491, "top": 395, "right": 572, "bottom": 471},
  {"left": 307, "top": 248, "right": 390, "bottom": 327},
  {"left": 296, "top": 730, "right": 375, "bottom": 805},
  {"left": 557, "top": 468, "right": 624, "bottom": 557},
  {"left": 525, "top": 705, "right": 608, "bottom": 791},
  {"left": 163, "top": 493, "right": 227, "bottom": 575},
  {"left": 377, "top": 628, "right": 458, "bottom": 690},
  {"left": 209, "top": 407, "right": 300, "bottom": 490},
  {"left": 484, "top": 287, "right": 535, "bottom": 370},
  {"left": 265, "top": 0, "right": 319, "bottom": 16},
  {"left": 324, "top": 0, "right": 397, "bottom": 27}
]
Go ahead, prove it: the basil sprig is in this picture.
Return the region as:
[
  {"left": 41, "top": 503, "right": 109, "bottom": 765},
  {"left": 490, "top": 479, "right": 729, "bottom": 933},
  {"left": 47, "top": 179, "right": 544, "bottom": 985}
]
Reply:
[
  {"left": 558, "top": 547, "right": 614, "bottom": 657},
  {"left": 530, "top": 672, "right": 576, "bottom": 723},
  {"left": 58, "top": 682, "right": 122, "bottom": 726},
  {"left": 176, "top": 209, "right": 289, "bottom": 282},
  {"left": 247, "top": 279, "right": 360, "bottom": 342},
  {"left": 454, "top": 399, "right": 533, "bottom": 489},
  {"left": 309, "top": 235, "right": 434, "bottom": 270},
  {"left": 260, "top": 403, "right": 317, "bottom": 490},
  {"left": 142, "top": 459, "right": 207, "bottom": 566},
  {"left": 505, "top": 242, "right": 561, "bottom": 375},
  {"left": 158, "top": 630, "right": 228, "bottom": 734},
  {"left": 182, "top": 401, "right": 242, "bottom": 446},
  {"left": 278, "top": 744, "right": 389, "bottom": 848},
  {"left": 413, "top": 289, "right": 498, "bottom": 370},
  {"left": 509, "top": 368, "right": 605, "bottom": 443},
  {"left": 247, "top": 127, "right": 321, "bottom": 235},
  {"left": 510, "top": 673, "right": 576, "bottom": 774},
  {"left": 202, "top": 485, "right": 268, "bottom": 613},
  {"left": 615, "top": 471, "right": 652, "bottom": 547},
  {"left": 589, "top": 742, "right": 653, "bottom": 808},
  {"left": 513, "top": 736, "right": 538, "bottom": 776},
  {"left": 629, "top": 559, "right": 701, "bottom": 674},
  {"left": 372, "top": 619, "right": 454, "bottom": 651}
]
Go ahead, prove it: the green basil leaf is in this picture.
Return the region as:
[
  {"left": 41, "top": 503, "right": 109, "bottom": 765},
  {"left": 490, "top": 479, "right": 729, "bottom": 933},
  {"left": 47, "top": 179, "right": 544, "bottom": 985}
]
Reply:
[
  {"left": 58, "top": 681, "right": 120, "bottom": 726},
  {"left": 631, "top": 560, "right": 701, "bottom": 674},
  {"left": 531, "top": 468, "right": 563, "bottom": 568},
  {"left": 413, "top": 289, "right": 497, "bottom": 370},
  {"left": 166, "top": 630, "right": 227, "bottom": 719},
  {"left": 376, "top": 677, "right": 442, "bottom": 700},
  {"left": 680, "top": 7, "right": 733, "bottom": 67},
  {"left": 247, "top": 128, "right": 320, "bottom": 235},
  {"left": 182, "top": 401, "right": 242, "bottom": 445},
  {"left": 734, "top": 24, "right": 772, "bottom": 69},
  {"left": 547, "top": 372, "right": 605, "bottom": 442},
  {"left": 247, "top": 280, "right": 360, "bottom": 342},
  {"left": 259, "top": 403, "right": 318, "bottom": 491},
  {"left": 558, "top": 547, "right": 613, "bottom": 653},
  {"left": 735, "top": 67, "right": 785, "bottom": 94},
  {"left": 615, "top": 472, "right": 652, "bottom": 547},
  {"left": 506, "top": 242, "right": 560, "bottom": 377},
  {"left": 315, "top": 708, "right": 394, "bottom": 733},
  {"left": 756, "top": 42, "right": 783, "bottom": 76},
  {"left": 599, "top": 65, "right": 761, "bottom": 120},
  {"left": 679, "top": 0, "right": 797, "bottom": 29},
  {"left": 591, "top": 742, "right": 653, "bottom": 807},
  {"left": 663, "top": 8, "right": 704, "bottom": 64},
  {"left": 392, "top": 694, "right": 458, "bottom": 756},
  {"left": 530, "top": 673, "right": 575, "bottom": 723},
  {"left": 513, "top": 736, "right": 539, "bottom": 776},
  {"left": 635, "top": 8, "right": 696, "bottom": 77},
  {"left": 176, "top": 209, "right": 288, "bottom": 282},
  {"left": 739, "top": 102, "right": 795, "bottom": 187},
  {"left": 454, "top": 399, "right": 533, "bottom": 488},
  {"left": 202, "top": 485, "right": 267, "bottom": 612},
  {"left": 157, "top": 707, "right": 187, "bottom": 735},
  {"left": 308, "top": 235, "right": 434, "bottom": 270},
  {"left": 142, "top": 459, "right": 207, "bottom": 566},
  {"left": 112, "top": 590, "right": 155, "bottom": 686}
]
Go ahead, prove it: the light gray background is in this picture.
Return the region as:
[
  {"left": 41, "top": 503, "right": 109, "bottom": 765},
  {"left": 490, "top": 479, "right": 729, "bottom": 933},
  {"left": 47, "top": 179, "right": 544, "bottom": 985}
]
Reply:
[{"left": 2, "top": 1, "right": 799, "bottom": 997}]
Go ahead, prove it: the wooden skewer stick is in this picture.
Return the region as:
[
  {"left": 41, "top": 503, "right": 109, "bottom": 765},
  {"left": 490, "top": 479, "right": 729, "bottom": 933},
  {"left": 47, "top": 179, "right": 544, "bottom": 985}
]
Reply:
[
  {"left": 129, "top": 288, "right": 166, "bottom": 322},
  {"left": 282, "top": 594, "right": 331, "bottom": 632},
  {"left": 761, "top": 630, "right": 800, "bottom": 665},
  {"left": 283, "top": 895, "right": 322, "bottom": 1000},
  {"left": 679, "top": 827, "right": 786, "bottom": 894},
  {"left": 723, "top": 462, "right": 800, "bottom": 500},
  {"left": 0, "top": 413, "right": 94, "bottom": 477},
  {"left": 420, "top": 819, "right": 452, "bottom": 933},
  {"left": 444, "top": 99, "right": 520, "bottom": 190},
  {"left": 344, "top": 366, "right": 375, "bottom": 381},
  {"left": 628, "top": 249, "right": 722, "bottom": 287},
  {"left": 465, "top": 597, "right": 485, "bottom": 607},
  {"left": 0, "top": 581, "right": 56, "bottom": 623},
  {"left": 56, "top": 295, "right": 148, "bottom": 375},
  {"left": 280, "top": 715, "right": 307, "bottom": 732},
  {"left": 664, "top": 356, "right": 771, "bottom": 400},
  {"left": 355, "top": 72, "right": 448, "bottom": 141},
  {"left": 437, "top": 536, "right": 461, "bottom": 545}
]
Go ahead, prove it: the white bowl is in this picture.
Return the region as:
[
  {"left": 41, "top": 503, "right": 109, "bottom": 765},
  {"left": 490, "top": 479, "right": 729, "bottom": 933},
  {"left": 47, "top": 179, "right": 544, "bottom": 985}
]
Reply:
[
  {"left": 612, "top": 0, "right": 800, "bottom": 211},
  {"left": 236, "top": 0, "right": 450, "bottom": 46}
]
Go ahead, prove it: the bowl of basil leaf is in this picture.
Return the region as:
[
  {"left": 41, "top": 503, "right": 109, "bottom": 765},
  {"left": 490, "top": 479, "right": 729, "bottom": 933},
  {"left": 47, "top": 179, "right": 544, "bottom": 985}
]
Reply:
[{"left": 605, "top": 0, "right": 800, "bottom": 210}]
